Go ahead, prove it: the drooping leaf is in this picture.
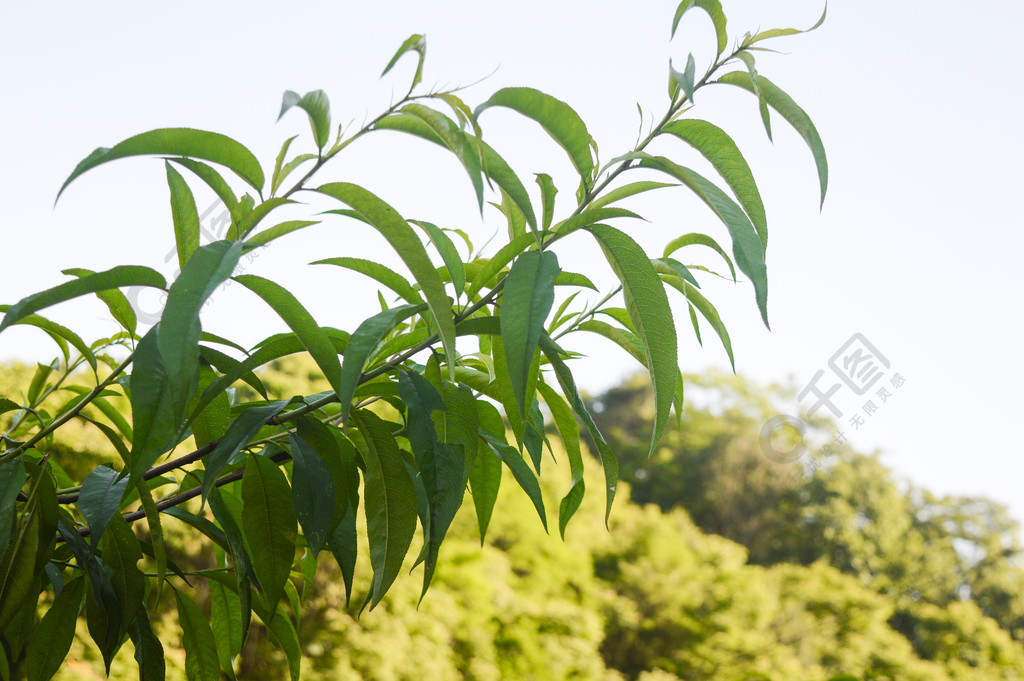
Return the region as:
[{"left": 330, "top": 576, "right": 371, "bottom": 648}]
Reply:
[
  {"left": 412, "top": 220, "right": 467, "bottom": 299},
  {"left": 278, "top": 89, "right": 332, "bottom": 150},
  {"left": 468, "top": 431, "right": 501, "bottom": 544},
  {"left": 313, "top": 257, "right": 424, "bottom": 306},
  {"left": 672, "top": 0, "right": 728, "bottom": 57},
  {"left": 175, "top": 590, "right": 221, "bottom": 681},
  {"left": 262, "top": 609, "right": 301, "bottom": 681},
  {"left": 99, "top": 514, "right": 146, "bottom": 649},
  {"left": 128, "top": 607, "right": 166, "bottom": 681},
  {"left": 478, "top": 429, "right": 546, "bottom": 531},
  {"left": 381, "top": 34, "right": 426, "bottom": 90},
  {"left": 662, "top": 275, "right": 735, "bottom": 369},
  {"left": 669, "top": 54, "right": 696, "bottom": 103},
  {"left": 464, "top": 233, "right": 536, "bottom": 300},
  {"left": 241, "top": 452, "right": 296, "bottom": 614},
  {"left": 403, "top": 104, "right": 485, "bottom": 209},
  {"left": 537, "top": 383, "right": 586, "bottom": 538},
  {"left": 61, "top": 267, "right": 138, "bottom": 336},
  {"left": 397, "top": 371, "right": 465, "bottom": 597},
  {"left": 170, "top": 158, "right": 241, "bottom": 223},
  {"left": 352, "top": 410, "right": 417, "bottom": 608},
  {"left": 166, "top": 161, "right": 201, "bottom": 268},
  {"left": 661, "top": 119, "right": 767, "bottom": 247},
  {"left": 288, "top": 432, "right": 336, "bottom": 555},
  {"left": 663, "top": 232, "right": 737, "bottom": 280},
  {"left": 586, "top": 225, "right": 678, "bottom": 453},
  {"left": 638, "top": 156, "right": 768, "bottom": 325},
  {"left": 233, "top": 274, "right": 342, "bottom": 396},
  {"left": 25, "top": 576, "right": 84, "bottom": 681},
  {"left": 718, "top": 71, "right": 828, "bottom": 207},
  {"left": 201, "top": 400, "right": 289, "bottom": 502},
  {"left": 58, "top": 128, "right": 264, "bottom": 201},
  {"left": 0, "top": 266, "right": 165, "bottom": 334},
  {"left": 209, "top": 580, "right": 242, "bottom": 680},
  {"left": 78, "top": 464, "right": 129, "bottom": 551},
  {"left": 476, "top": 87, "right": 595, "bottom": 185},
  {"left": 501, "top": 250, "right": 560, "bottom": 417},
  {"left": 317, "top": 183, "right": 456, "bottom": 378}
]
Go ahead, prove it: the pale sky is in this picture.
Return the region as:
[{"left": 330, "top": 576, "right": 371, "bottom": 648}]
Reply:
[{"left": 2, "top": 2, "right": 1022, "bottom": 520}]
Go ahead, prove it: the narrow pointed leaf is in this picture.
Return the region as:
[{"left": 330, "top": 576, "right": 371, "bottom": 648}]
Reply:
[
  {"left": 26, "top": 576, "right": 84, "bottom": 681},
  {"left": 587, "top": 224, "right": 678, "bottom": 454},
  {"left": 128, "top": 608, "right": 166, "bottom": 681},
  {"left": 59, "top": 128, "right": 264, "bottom": 200},
  {"left": 538, "top": 382, "right": 585, "bottom": 538},
  {"left": 663, "top": 232, "right": 737, "bottom": 280},
  {"left": 672, "top": 0, "right": 728, "bottom": 56},
  {"left": 201, "top": 400, "right": 289, "bottom": 501},
  {"left": 79, "top": 464, "right": 129, "bottom": 550},
  {"left": 278, "top": 89, "right": 331, "bottom": 149},
  {"left": 166, "top": 162, "right": 200, "bottom": 268},
  {"left": 718, "top": 71, "right": 828, "bottom": 206},
  {"left": 381, "top": 34, "right": 426, "bottom": 89},
  {"left": 175, "top": 590, "right": 221, "bottom": 681},
  {"left": 61, "top": 267, "right": 137, "bottom": 336},
  {"left": 476, "top": 87, "right": 595, "bottom": 184},
  {"left": 288, "top": 433, "right": 336, "bottom": 554},
  {"left": 313, "top": 257, "right": 424, "bottom": 306},
  {"left": 662, "top": 276, "right": 734, "bottom": 369},
  {"left": 412, "top": 220, "right": 467, "bottom": 298},
  {"left": 590, "top": 181, "right": 674, "bottom": 210},
  {"left": 404, "top": 104, "right": 484, "bottom": 209},
  {"left": 501, "top": 251, "right": 560, "bottom": 418},
  {"left": 479, "top": 430, "right": 546, "bottom": 531},
  {"left": 241, "top": 452, "right": 296, "bottom": 613},
  {"left": 317, "top": 182, "right": 456, "bottom": 378}
]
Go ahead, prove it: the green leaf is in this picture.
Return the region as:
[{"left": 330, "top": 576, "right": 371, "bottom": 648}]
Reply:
[
  {"left": 718, "top": 71, "right": 828, "bottom": 207},
  {"left": 0, "top": 266, "right": 165, "bottom": 334},
  {"left": 479, "top": 429, "right": 546, "bottom": 532},
  {"left": 404, "top": 104, "right": 484, "bottom": 209},
  {"left": 652, "top": 257, "right": 702, "bottom": 289},
  {"left": 166, "top": 161, "right": 201, "bottom": 268},
  {"left": 189, "top": 363, "right": 231, "bottom": 448},
  {"left": 272, "top": 153, "right": 317, "bottom": 196},
  {"left": 313, "top": 257, "right": 424, "bottom": 306},
  {"left": 535, "top": 173, "right": 557, "bottom": 232},
  {"left": 328, "top": 504, "right": 358, "bottom": 608},
  {"left": 26, "top": 576, "right": 84, "bottom": 681},
  {"left": 271, "top": 135, "right": 298, "bottom": 195},
  {"left": 381, "top": 34, "right": 426, "bottom": 90},
  {"left": 241, "top": 452, "right": 296, "bottom": 613},
  {"left": 78, "top": 464, "right": 129, "bottom": 551},
  {"left": 672, "top": 0, "right": 728, "bottom": 57},
  {"left": 209, "top": 581, "right": 242, "bottom": 680},
  {"left": 243, "top": 220, "right": 319, "bottom": 249},
  {"left": 278, "top": 89, "right": 331, "bottom": 150},
  {"left": 587, "top": 225, "right": 678, "bottom": 454},
  {"left": 734, "top": 51, "right": 772, "bottom": 140},
  {"left": 638, "top": 156, "right": 768, "bottom": 326},
  {"left": 61, "top": 267, "right": 137, "bottom": 336},
  {"left": 233, "top": 274, "right": 342, "bottom": 396},
  {"left": 412, "top": 220, "right": 467, "bottom": 299},
  {"left": 175, "top": 590, "right": 221, "bottom": 681},
  {"left": 663, "top": 232, "right": 737, "bottom": 281},
  {"left": 577, "top": 319, "right": 646, "bottom": 367},
  {"left": 0, "top": 460, "right": 26, "bottom": 552},
  {"left": 170, "top": 158, "right": 241, "bottom": 223},
  {"left": 589, "top": 181, "right": 675, "bottom": 210},
  {"left": 662, "top": 275, "right": 734, "bottom": 369},
  {"left": 669, "top": 54, "right": 696, "bottom": 103},
  {"left": 59, "top": 128, "right": 264, "bottom": 201},
  {"left": 398, "top": 371, "right": 465, "bottom": 597},
  {"left": 745, "top": 3, "right": 827, "bottom": 45},
  {"left": 352, "top": 410, "right": 417, "bottom": 608},
  {"left": 476, "top": 87, "right": 595, "bottom": 185},
  {"left": 288, "top": 433, "right": 336, "bottom": 555},
  {"left": 317, "top": 182, "right": 457, "bottom": 378},
  {"left": 551, "top": 206, "right": 643, "bottom": 236},
  {"left": 501, "top": 251, "right": 560, "bottom": 418},
  {"left": 0, "top": 311, "right": 97, "bottom": 373},
  {"left": 661, "top": 119, "right": 767, "bottom": 247},
  {"left": 0, "top": 505, "right": 39, "bottom": 631},
  {"left": 201, "top": 401, "right": 289, "bottom": 502},
  {"left": 100, "top": 514, "right": 146, "bottom": 649},
  {"left": 128, "top": 607, "right": 166, "bottom": 681},
  {"left": 337, "top": 303, "right": 425, "bottom": 426},
  {"left": 468, "top": 431, "right": 501, "bottom": 544},
  {"left": 539, "top": 333, "right": 619, "bottom": 524},
  {"left": 464, "top": 233, "right": 536, "bottom": 301},
  {"left": 537, "top": 382, "right": 585, "bottom": 538},
  {"left": 262, "top": 609, "right": 301, "bottom": 681}
]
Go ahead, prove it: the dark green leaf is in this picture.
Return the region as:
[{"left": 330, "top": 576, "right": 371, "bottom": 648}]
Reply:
[
  {"left": 61, "top": 267, "right": 137, "bottom": 336},
  {"left": 128, "top": 607, "right": 166, "bottom": 681},
  {"left": 26, "top": 576, "right": 84, "bottom": 681},
  {"left": 241, "top": 453, "right": 296, "bottom": 613},
  {"left": 100, "top": 514, "right": 145, "bottom": 648},
  {"left": 175, "top": 590, "right": 221, "bottom": 681},
  {"left": 468, "top": 432, "right": 501, "bottom": 544},
  {"left": 209, "top": 580, "right": 241, "bottom": 680},
  {"left": 59, "top": 128, "right": 264, "bottom": 200},
  {"left": 78, "top": 464, "right": 128, "bottom": 551},
  {"left": 262, "top": 609, "right": 301, "bottom": 681},
  {"left": 313, "top": 257, "right": 424, "bottom": 306},
  {"left": 479, "top": 429, "right": 546, "bottom": 532},
  {"left": 537, "top": 382, "right": 585, "bottom": 538},
  {"left": 288, "top": 433, "right": 336, "bottom": 554},
  {"left": 201, "top": 400, "right": 289, "bottom": 502},
  {"left": 352, "top": 410, "right": 417, "bottom": 608}
]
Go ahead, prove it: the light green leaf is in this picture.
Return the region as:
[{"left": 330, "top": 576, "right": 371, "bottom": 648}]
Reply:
[
  {"left": 464, "top": 233, "right": 536, "bottom": 301},
  {"left": 166, "top": 161, "right": 200, "bottom": 268},
  {"left": 175, "top": 590, "right": 221, "bottom": 681},
  {"left": 278, "top": 89, "right": 331, "bottom": 150},
  {"left": 476, "top": 87, "right": 595, "bottom": 185},
  {"left": 412, "top": 220, "right": 467, "bottom": 299},
  {"left": 233, "top": 274, "right": 342, "bottom": 397},
  {"left": 663, "top": 232, "right": 737, "bottom": 281},
  {"left": 734, "top": 51, "right": 772, "bottom": 140},
  {"left": 662, "top": 275, "right": 734, "bottom": 369},
  {"left": 501, "top": 251, "right": 560, "bottom": 418},
  {"left": 745, "top": 3, "right": 827, "bottom": 45},
  {"left": 537, "top": 382, "right": 585, "bottom": 539},
  {"left": 59, "top": 128, "right": 264, "bottom": 200},
  {"left": 551, "top": 206, "right": 642, "bottom": 236},
  {"left": 317, "top": 182, "right": 456, "bottom": 378},
  {"left": 243, "top": 220, "right": 319, "bottom": 249},
  {"left": 718, "top": 71, "right": 828, "bottom": 207},
  {"left": 0, "top": 266, "right": 165, "bottom": 334},
  {"left": 661, "top": 119, "right": 767, "bottom": 247},
  {"left": 353, "top": 410, "right": 417, "bottom": 608},
  {"left": 535, "top": 173, "right": 557, "bottom": 232},
  {"left": 479, "top": 429, "right": 546, "bottom": 532},
  {"left": 61, "top": 267, "right": 137, "bottom": 336},
  {"left": 586, "top": 225, "right": 678, "bottom": 454},
  {"left": 241, "top": 452, "right": 296, "bottom": 613},
  {"left": 170, "top": 158, "right": 241, "bottom": 223},
  {"left": 313, "top": 257, "right": 424, "bottom": 306},
  {"left": 404, "top": 104, "right": 484, "bottom": 209},
  {"left": 639, "top": 156, "right": 768, "bottom": 326},
  {"left": 468, "top": 424, "right": 501, "bottom": 544},
  {"left": 669, "top": 55, "right": 696, "bottom": 103},
  {"left": 589, "top": 181, "right": 675, "bottom": 210},
  {"left": 672, "top": 0, "right": 728, "bottom": 57},
  {"left": 381, "top": 34, "right": 426, "bottom": 90}
]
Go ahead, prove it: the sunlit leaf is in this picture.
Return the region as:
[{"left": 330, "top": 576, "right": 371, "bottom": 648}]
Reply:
[
  {"left": 672, "top": 0, "right": 728, "bottom": 57},
  {"left": 278, "top": 89, "right": 331, "bottom": 150},
  {"left": 166, "top": 161, "right": 200, "bottom": 268}
]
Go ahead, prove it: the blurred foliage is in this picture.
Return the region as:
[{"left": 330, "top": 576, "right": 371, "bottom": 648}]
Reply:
[{"left": 3, "top": 358, "right": 1020, "bottom": 680}]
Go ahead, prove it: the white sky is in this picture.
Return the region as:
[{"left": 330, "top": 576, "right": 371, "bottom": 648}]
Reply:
[{"left": 2, "top": 1, "right": 1022, "bottom": 520}]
